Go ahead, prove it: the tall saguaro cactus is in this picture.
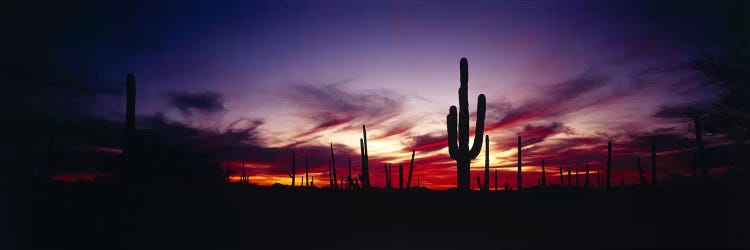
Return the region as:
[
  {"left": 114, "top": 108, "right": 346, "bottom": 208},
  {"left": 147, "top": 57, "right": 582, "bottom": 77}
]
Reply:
[
  {"left": 447, "top": 58, "right": 487, "bottom": 191},
  {"left": 407, "top": 150, "right": 416, "bottom": 189},
  {"left": 242, "top": 161, "right": 246, "bottom": 183},
  {"left": 328, "top": 160, "right": 333, "bottom": 188},
  {"left": 360, "top": 125, "right": 371, "bottom": 189},
  {"left": 606, "top": 141, "right": 612, "bottom": 189},
  {"left": 330, "top": 143, "right": 337, "bottom": 190},
  {"left": 288, "top": 150, "right": 296, "bottom": 186}
]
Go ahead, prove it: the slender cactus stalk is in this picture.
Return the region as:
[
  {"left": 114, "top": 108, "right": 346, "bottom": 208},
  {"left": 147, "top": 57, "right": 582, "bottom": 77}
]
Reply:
[
  {"left": 559, "top": 166, "right": 564, "bottom": 187},
  {"left": 517, "top": 136, "right": 522, "bottom": 190},
  {"left": 407, "top": 150, "right": 415, "bottom": 189},
  {"left": 328, "top": 160, "right": 333, "bottom": 188},
  {"left": 330, "top": 143, "right": 337, "bottom": 190},
  {"left": 360, "top": 125, "right": 371, "bottom": 189},
  {"left": 242, "top": 161, "right": 246, "bottom": 184},
  {"left": 287, "top": 150, "right": 295, "bottom": 186},
  {"left": 305, "top": 157, "right": 309, "bottom": 187},
  {"left": 567, "top": 168, "right": 572, "bottom": 188},
  {"left": 447, "top": 58, "right": 486, "bottom": 191},
  {"left": 575, "top": 168, "right": 579, "bottom": 188}
]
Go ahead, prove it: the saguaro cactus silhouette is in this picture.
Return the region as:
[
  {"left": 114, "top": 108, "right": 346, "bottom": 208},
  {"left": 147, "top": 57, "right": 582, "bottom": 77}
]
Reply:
[
  {"left": 288, "top": 150, "right": 296, "bottom": 186},
  {"left": 567, "top": 168, "right": 572, "bottom": 187},
  {"left": 447, "top": 58, "right": 487, "bottom": 191},
  {"left": 360, "top": 125, "right": 371, "bottom": 189},
  {"left": 327, "top": 161, "right": 332, "bottom": 187},
  {"left": 384, "top": 163, "right": 392, "bottom": 189},
  {"left": 606, "top": 141, "right": 612, "bottom": 189},
  {"left": 407, "top": 150, "right": 416, "bottom": 189},
  {"left": 305, "top": 157, "right": 309, "bottom": 187},
  {"left": 517, "top": 136, "right": 522, "bottom": 190},
  {"left": 330, "top": 143, "right": 337, "bottom": 190},
  {"left": 242, "top": 161, "right": 246, "bottom": 183},
  {"left": 559, "top": 166, "right": 564, "bottom": 187}
]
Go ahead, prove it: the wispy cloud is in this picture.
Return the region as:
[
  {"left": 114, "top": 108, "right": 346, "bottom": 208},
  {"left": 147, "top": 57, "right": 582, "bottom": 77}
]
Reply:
[
  {"left": 167, "top": 91, "right": 226, "bottom": 116},
  {"left": 486, "top": 75, "right": 609, "bottom": 131},
  {"left": 282, "top": 83, "right": 406, "bottom": 138}
]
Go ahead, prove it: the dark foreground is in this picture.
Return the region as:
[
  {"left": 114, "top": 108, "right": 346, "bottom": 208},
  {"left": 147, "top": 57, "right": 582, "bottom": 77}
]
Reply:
[{"left": 13, "top": 180, "right": 750, "bottom": 249}]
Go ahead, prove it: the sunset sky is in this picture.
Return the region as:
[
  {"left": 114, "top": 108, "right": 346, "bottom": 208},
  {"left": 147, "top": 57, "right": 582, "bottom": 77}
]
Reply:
[{"left": 5, "top": 0, "right": 734, "bottom": 189}]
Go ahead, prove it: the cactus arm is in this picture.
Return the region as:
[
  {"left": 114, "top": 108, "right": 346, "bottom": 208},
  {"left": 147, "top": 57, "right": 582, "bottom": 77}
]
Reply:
[
  {"left": 362, "top": 125, "right": 368, "bottom": 157},
  {"left": 407, "top": 150, "right": 415, "bottom": 189},
  {"left": 447, "top": 106, "right": 459, "bottom": 160},
  {"left": 468, "top": 94, "right": 486, "bottom": 158}
]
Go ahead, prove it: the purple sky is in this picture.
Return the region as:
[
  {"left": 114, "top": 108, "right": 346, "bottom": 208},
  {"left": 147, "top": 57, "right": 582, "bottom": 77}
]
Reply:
[{"left": 5, "top": 0, "right": 733, "bottom": 188}]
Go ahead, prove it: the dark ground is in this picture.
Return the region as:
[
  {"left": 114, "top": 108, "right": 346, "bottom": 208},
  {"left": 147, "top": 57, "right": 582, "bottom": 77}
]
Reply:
[{"left": 11, "top": 178, "right": 750, "bottom": 249}]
